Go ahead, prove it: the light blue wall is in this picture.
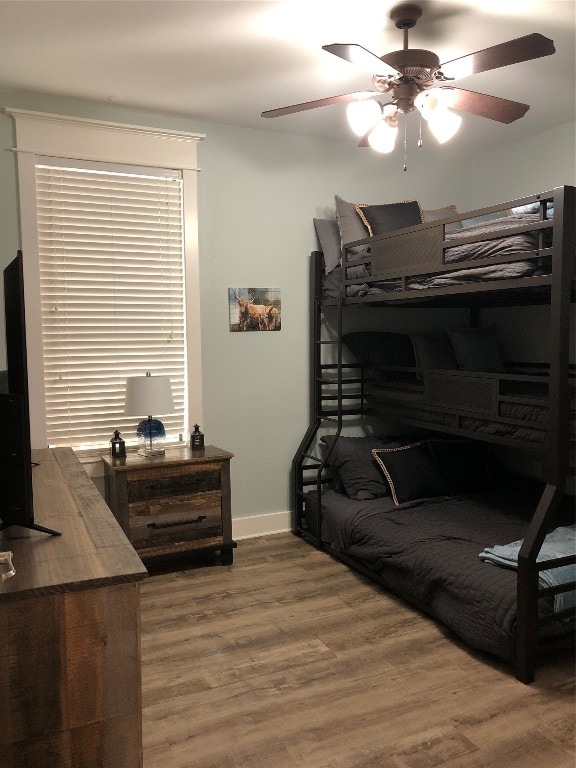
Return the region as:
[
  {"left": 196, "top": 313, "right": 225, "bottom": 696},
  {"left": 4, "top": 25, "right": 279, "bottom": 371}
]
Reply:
[
  {"left": 0, "top": 89, "right": 574, "bottom": 523},
  {"left": 193, "top": 122, "right": 464, "bottom": 517},
  {"left": 455, "top": 120, "right": 576, "bottom": 210}
]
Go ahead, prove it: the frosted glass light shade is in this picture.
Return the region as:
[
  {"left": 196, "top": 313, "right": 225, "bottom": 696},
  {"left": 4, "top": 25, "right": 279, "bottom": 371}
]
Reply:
[
  {"left": 414, "top": 88, "right": 453, "bottom": 118},
  {"left": 427, "top": 110, "right": 462, "bottom": 143},
  {"left": 367, "top": 120, "right": 398, "bottom": 153},
  {"left": 415, "top": 88, "right": 461, "bottom": 144},
  {"left": 346, "top": 100, "right": 381, "bottom": 137}
]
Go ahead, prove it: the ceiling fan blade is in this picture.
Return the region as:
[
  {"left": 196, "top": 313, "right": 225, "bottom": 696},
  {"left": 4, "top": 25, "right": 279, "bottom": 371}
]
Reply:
[
  {"left": 445, "top": 88, "right": 529, "bottom": 123},
  {"left": 440, "top": 33, "right": 555, "bottom": 80},
  {"left": 261, "top": 92, "right": 377, "bottom": 118},
  {"left": 322, "top": 44, "right": 397, "bottom": 76}
]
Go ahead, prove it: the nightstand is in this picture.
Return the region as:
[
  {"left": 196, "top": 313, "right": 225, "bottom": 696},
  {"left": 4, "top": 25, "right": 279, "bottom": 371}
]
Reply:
[{"left": 102, "top": 445, "right": 236, "bottom": 564}]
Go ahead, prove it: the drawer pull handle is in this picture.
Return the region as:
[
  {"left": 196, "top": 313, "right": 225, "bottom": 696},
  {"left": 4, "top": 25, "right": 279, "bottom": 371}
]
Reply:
[
  {"left": 146, "top": 483, "right": 193, "bottom": 492},
  {"left": 147, "top": 515, "right": 207, "bottom": 530}
]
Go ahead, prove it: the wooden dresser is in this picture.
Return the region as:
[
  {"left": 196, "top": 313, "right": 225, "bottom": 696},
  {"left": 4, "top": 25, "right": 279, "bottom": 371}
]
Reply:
[
  {"left": 0, "top": 448, "right": 147, "bottom": 768},
  {"left": 102, "top": 445, "right": 235, "bottom": 564}
]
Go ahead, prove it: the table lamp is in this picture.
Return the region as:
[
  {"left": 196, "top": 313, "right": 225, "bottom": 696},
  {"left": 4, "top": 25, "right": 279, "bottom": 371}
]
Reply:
[{"left": 125, "top": 371, "right": 175, "bottom": 456}]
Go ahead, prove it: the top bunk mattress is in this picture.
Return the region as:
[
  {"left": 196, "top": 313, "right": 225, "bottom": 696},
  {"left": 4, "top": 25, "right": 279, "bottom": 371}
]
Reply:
[
  {"left": 335, "top": 213, "right": 550, "bottom": 299},
  {"left": 314, "top": 188, "right": 575, "bottom": 303}
]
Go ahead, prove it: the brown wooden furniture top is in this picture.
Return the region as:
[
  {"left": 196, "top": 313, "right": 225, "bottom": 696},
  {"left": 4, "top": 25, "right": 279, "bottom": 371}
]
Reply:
[
  {"left": 101, "top": 444, "right": 234, "bottom": 473},
  {"left": 0, "top": 447, "right": 147, "bottom": 603}
]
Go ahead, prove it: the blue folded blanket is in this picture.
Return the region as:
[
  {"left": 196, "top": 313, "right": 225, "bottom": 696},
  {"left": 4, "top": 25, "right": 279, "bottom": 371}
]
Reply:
[{"left": 480, "top": 524, "right": 576, "bottom": 613}]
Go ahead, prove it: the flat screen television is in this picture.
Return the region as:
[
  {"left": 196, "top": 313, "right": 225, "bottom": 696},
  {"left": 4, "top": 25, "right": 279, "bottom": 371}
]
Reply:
[{"left": 0, "top": 251, "right": 59, "bottom": 535}]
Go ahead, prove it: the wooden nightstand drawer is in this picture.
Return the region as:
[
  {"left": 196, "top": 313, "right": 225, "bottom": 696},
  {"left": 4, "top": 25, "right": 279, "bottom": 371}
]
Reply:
[
  {"left": 129, "top": 488, "right": 222, "bottom": 517},
  {"left": 127, "top": 463, "right": 221, "bottom": 503},
  {"left": 130, "top": 504, "right": 222, "bottom": 550}
]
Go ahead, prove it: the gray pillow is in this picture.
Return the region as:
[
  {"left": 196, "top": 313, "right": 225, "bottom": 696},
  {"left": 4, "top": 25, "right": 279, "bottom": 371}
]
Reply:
[
  {"left": 321, "top": 434, "right": 390, "bottom": 500},
  {"left": 411, "top": 333, "right": 458, "bottom": 372},
  {"left": 335, "top": 195, "right": 369, "bottom": 251},
  {"left": 322, "top": 264, "right": 344, "bottom": 299},
  {"left": 448, "top": 326, "right": 505, "bottom": 373},
  {"left": 313, "top": 218, "right": 341, "bottom": 275},
  {"left": 512, "top": 201, "right": 553, "bottom": 215},
  {"left": 343, "top": 332, "right": 416, "bottom": 369},
  {"left": 422, "top": 205, "right": 462, "bottom": 234}
]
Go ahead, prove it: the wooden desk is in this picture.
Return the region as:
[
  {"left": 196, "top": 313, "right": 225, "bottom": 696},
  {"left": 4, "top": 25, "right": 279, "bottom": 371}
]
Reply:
[{"left": 0, "top": 448, "right": 147, "bottom": 768}]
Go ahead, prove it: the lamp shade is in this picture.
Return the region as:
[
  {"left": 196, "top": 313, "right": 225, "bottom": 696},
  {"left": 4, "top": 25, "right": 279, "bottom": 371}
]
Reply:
[{"left": 124, "top": 372, "right": 174, "bottom": 417}]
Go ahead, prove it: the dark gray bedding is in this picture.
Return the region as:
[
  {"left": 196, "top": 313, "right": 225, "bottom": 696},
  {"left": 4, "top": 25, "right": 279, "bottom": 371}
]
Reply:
[
  {"left": 444, "top": 214, "right": 546, "bottom": 263},
  {"left": 307, "top": 481, "right": 574, "bottom": 662},
  {"left": 368, "top": 381, "right": 558, "bottom": 445},
  {"left": 368, "top": 400, "right": 549, "bottom": 443},
  {"left": 323, "top": 213, "right": 547, "bottom": 299}
]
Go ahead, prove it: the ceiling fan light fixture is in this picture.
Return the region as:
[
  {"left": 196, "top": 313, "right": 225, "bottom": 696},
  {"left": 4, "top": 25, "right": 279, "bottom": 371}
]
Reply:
[
  {"left": 382, "top": 103, "right": 398, "bottom": 118},
  {"left": 414, "top": 87, "right": 453, "bottom": 119},
  {"left": 415, "top": 87, "right": 461, "bottom": 143},
  {"left": 263, "top": 4, "right": 556, "bottom": 164},
  {"left": 427, "top": 109, "right": 462, "bottom": 143},
  {"left": 346, "top": 99, "right": 382, "bottom": 136},
  {"left": 367, "top": 118, "right": 398, "bottom": 153}
]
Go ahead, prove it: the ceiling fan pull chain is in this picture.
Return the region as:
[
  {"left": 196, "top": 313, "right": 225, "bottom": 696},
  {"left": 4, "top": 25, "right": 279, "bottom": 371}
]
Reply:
[
  {"left": 418, "top": 113, "right": 423, "bottom": 148},
  {"left": 403, "top": 113, "right": 408, "bottom": 171}
]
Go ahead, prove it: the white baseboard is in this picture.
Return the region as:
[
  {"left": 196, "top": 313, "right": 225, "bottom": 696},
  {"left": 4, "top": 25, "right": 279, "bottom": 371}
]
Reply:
[{"left": 232, "top": 510, "right": 291, "bottom": 540}]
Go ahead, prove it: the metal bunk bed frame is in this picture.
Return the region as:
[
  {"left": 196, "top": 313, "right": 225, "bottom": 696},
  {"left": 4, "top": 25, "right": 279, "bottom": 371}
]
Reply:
[{"left": 292, "top": 185, "right": 576, "bottom": 683}]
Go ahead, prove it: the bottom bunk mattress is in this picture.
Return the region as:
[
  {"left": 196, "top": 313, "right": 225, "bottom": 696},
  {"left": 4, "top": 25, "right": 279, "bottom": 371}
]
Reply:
[{"left": 304, "top": 480, "right": 575, "bottom": 664}]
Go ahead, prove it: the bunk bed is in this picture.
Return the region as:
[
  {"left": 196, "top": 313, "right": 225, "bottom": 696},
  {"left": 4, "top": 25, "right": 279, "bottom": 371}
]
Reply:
[{"left": 293, "top": 185, "right": 576, "bottom": 683}]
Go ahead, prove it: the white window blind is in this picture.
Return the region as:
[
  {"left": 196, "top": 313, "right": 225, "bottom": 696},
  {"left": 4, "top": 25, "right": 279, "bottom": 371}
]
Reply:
[{"left": 35, "top": 160, "right": 187, "bottom": 450}]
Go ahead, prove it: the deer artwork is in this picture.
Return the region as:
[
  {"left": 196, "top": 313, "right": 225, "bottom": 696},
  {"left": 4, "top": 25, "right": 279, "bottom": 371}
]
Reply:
[{"left": 234, "top": 291, "right": 277, "bottom": 331}]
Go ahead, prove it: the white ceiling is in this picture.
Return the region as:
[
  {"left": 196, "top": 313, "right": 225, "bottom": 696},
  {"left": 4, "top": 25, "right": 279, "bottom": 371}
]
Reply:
[{"left": 0, "top": 0, "right": 574, "bottom": 154}]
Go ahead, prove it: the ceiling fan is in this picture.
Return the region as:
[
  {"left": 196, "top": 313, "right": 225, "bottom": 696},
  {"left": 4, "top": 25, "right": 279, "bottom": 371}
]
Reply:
[{"left": 261, "top": 3, "right": 555, "bottom": 156}]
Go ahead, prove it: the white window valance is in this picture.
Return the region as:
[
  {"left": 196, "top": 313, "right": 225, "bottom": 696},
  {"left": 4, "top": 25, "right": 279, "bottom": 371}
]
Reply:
[{"left": 6, "top": 108, "right": 205, "bottom": 170}]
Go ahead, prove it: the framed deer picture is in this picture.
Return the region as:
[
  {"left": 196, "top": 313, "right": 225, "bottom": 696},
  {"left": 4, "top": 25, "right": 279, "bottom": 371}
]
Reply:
[{"left": 228, "top": 288, "right": 281, "bottom": 332}]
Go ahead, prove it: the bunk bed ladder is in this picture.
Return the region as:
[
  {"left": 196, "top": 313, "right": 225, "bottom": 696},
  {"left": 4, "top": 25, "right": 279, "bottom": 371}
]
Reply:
[{"left": 291, "top": 254, "right": 363, "bottom": 542}]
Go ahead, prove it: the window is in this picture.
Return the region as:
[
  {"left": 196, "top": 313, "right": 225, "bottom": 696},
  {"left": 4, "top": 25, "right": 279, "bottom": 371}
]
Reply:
[
  {"left": 35, "top": 160, "right": 187, "bottom": 449},
  {"left": 8, "top": 109, "right": 204, "bottom": 450}
]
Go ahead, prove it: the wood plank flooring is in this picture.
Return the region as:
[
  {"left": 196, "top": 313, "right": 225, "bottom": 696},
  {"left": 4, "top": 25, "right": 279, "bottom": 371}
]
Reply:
[{"left": 140, "top": 533, "right": 575, "bottom": 768}]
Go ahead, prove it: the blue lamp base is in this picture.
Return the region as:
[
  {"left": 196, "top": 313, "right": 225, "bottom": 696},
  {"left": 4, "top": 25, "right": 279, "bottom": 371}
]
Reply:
[{"left": 136, "top": 416, "right": 166, "bottom": 456}]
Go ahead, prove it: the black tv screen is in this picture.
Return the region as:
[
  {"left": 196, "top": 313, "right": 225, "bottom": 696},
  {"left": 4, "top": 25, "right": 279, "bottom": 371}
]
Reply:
[
  {"left": 0, "top": 251, "right": 59, "bottom": 535},
  {"left": 4, "top": 251, "right": 30, "bottom": 398}
]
